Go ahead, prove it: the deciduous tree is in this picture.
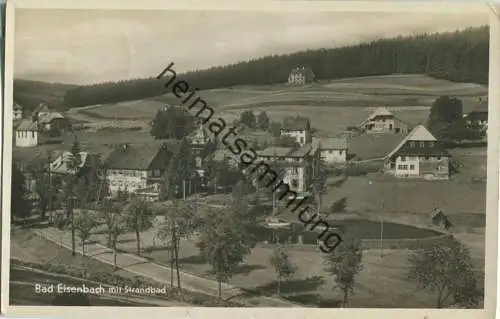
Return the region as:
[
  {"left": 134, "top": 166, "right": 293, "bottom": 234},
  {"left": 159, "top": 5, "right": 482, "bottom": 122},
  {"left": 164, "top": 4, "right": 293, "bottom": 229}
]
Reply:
[
  {"left": 408, "top": 239, "right": 482, "bottom": 308},
  {"left": 74, "top": 209, "right": 98, "bottom": 256},
  {"left": 196, "top": 207, "right": 257, "bottom": 299},
  {"left": 125, "top": 198, "right": 153, "bottom": 255},
  {"left": 323, "top": 237, "right": 363, "bottom": 307},
  {"left": 269, "top": 247, "right": 297, "bottom": 296}
]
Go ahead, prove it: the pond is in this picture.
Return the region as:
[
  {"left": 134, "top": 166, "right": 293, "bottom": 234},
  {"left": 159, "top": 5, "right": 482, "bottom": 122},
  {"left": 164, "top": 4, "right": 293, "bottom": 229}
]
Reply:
[{"left": 250, "top": 219, "right": 442, "bottom": 245}]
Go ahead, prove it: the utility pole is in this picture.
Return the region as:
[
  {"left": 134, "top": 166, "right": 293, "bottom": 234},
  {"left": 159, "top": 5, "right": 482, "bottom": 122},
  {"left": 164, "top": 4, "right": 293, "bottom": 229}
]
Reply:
[
  {"left": 70, "top": 195, "right": 76, "bottom": 256},
  {"left": 47, "top": 151, "right": 53, "bottom": 223},
  {"left": 380, "top": 200, "right": 384, "bottom": 258}
]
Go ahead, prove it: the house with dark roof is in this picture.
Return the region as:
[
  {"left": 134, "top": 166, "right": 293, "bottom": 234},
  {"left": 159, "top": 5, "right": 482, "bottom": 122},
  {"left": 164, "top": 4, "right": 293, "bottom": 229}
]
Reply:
[
  {"left": 287, "top": 66, "right": 315, "bottom": 85},
  {"left": 15, "top": 119, "right": 38, "bottom": 147},
  {"left": 104, "top": 143, "right": 171, "bottom": 196},
  {"left": 256, "top": 143, "right": 320, "bottom": 195},
  {"left": 464, "top": 99, "right": 488, "bottom": 134},
  {"left": 384, "top": 125, "right": 451, "bottom": 180},
  {"left": 358, "top": 107, "right": 411, "bottom": 134},
  {"left": 13, "top": 102, "right": 23, "bottom": 120},
  {"left": 49, "top": 151, "right": 100, "bottom": 177},
  {"left": 280, "top": 116, "right": 312, "bottom": 146},
  {"left": 313, "top": 137, "right": 348, "bottom": 164}
]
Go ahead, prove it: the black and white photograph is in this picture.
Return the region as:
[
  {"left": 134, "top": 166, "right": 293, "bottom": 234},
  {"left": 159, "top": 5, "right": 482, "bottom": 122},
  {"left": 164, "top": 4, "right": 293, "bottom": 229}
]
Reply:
[{"left": 1, "top": 1, "right": 498, "bottom": 318}]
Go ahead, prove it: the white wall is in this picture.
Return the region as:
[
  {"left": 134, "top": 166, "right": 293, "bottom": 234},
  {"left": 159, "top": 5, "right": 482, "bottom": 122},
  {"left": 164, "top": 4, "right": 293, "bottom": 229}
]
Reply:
[
  {"left": 280, "top": 129, "right": 309, "bottom": 145},
  {"left": 321, "top": 149, "right": 346, "bottom": 164},
  {"left": 107, "top": 169, "right": 149, "bottom": 195},
  {"left": 15, "top": 130, "right": 38, "bottom": 147},
  {"left": 394, "top": 156, "right": 419, "bottom": 176}
]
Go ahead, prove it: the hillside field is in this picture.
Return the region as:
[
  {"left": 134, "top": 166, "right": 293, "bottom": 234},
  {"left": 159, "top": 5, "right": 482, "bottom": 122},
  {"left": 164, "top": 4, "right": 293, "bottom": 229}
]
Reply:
[{"left": 68, "top": 74, "right": 487, "bottom": 136}]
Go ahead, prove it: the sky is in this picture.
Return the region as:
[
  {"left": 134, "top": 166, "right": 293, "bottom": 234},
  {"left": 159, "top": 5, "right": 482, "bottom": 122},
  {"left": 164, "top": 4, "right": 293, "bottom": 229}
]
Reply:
[{"left": 14, "top": 9, "right": 489, "bottom": 85}]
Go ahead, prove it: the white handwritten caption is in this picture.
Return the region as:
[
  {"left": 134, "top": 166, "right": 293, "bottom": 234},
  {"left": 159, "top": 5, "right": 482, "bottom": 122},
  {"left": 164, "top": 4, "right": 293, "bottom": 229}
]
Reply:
[{"left": 35, "top": 283, "right": 168, "bottom": 295}]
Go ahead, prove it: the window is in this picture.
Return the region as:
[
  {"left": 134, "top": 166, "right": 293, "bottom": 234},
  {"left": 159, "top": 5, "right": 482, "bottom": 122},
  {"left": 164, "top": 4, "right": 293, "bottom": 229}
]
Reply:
[
  {"left": 409, "top": 141, "right": 415, "bottom": 148},
  {"left": 437, "top": 157, "right": 441, "bottom": 161},
  {"left": 400, "top": 156, "right": 406, "bottom": 162},
  {"left": 425, "top": 156, "right": 429, "bottom": 160},
  {"left": 291, "top": 167, "right": 298, "bottom": 174},
  {"left": 300, "top": 137, "right": 305, "bottom": 144},
  {"left": 428, "top": 141, "right": 435, "bottom": 147},
  {"left": 410, "top": 164, "right": 415, "bottom": 170},
  {"left": 291, "top": 179, "right": 299, "bottom": 189},
  {"left": 420, "top": 141, "right": 425, "bottom": 148}
]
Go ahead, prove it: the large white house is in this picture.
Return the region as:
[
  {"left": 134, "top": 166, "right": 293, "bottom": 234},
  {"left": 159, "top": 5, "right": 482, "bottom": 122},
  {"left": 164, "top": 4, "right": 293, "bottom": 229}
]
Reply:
[
  {"left": 280, "top": 117, "right": 312, "bottom": 146},
  {"left": 314, "top": 137, "right": 348, "bottom": 164},
  {"left": 15, "top": 120, "right": 38, "bottom": 147},
  {"left": 287, "top": 66, "right": 315, "bottom": 85},
  {"left": 256, "top": 143, "right": 320, "bottom": 195},
  {"left": 384, "top": 125, "right": 451, "bottom": 180},
  {"left": 105, "top": 143, "right": 169, "bottom": 196},
  {"left": 359, "top": 107, "right": 410, "bottom": 134}
]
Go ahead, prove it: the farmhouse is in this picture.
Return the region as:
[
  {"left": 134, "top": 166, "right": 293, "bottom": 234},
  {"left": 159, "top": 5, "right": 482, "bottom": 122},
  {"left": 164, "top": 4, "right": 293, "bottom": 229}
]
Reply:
[
  {"left": 313, "top": 137, "right": 348, "bottom": 164},
  {"left": 280, "top": 117, "right": 312, "bottom": 146},
  {"left": 13, "top": 102, "right": 23, "bottom": 120},
  {"left": 15, "top": 120, "right": 38, "bottom": 148},
  {"left": 464, "top": 99, "right": 488, "bottom": 133},
  {"left": 287, "top": 66, "right": 315, "bottom": 85},
  {"left": 384, "top": 125, "right": 451, "bottom": 180},
  {"left": 104, "top": 143, "right": 169, "bottom": 196},
  {"left": 256, "top": 143, "right": 320, "bottom": 195},
  {"left": 359, "top": 107, "right": 410, "bottom": 134},
  {"left": 32, "top": 103, "right": 69, "bottom": 131}
]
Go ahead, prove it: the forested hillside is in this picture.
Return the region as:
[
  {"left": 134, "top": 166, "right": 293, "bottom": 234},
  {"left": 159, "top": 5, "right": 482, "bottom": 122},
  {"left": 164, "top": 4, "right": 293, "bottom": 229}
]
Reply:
[{"left": 58, "top": 26, "right": 489, "bottom": 108}]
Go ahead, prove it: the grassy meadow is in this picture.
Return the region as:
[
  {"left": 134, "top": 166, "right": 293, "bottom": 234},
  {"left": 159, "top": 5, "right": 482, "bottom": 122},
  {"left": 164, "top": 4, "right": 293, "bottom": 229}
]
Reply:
[{"left": 68, "top": 74, "right": 487, "bottom": 136}]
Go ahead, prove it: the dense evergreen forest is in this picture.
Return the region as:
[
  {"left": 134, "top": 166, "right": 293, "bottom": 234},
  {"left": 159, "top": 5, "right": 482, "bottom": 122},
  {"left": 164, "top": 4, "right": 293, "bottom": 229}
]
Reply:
[{"left": 40, "top": 26, "right": 491, "bottom": 108}]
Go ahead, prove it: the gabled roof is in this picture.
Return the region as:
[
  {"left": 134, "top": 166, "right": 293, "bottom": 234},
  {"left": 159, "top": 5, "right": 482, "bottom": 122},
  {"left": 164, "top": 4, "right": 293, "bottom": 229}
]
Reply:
[
  {"left": 359, "top": 107, "right": 394, "bottom": 126},
  {"left": 34, "top": 103, "right": 50, "bottom": 114},
  {"left": 386, "top": 125, "right": 442, "bottom": 159},
  {"left": 50, "top": 151, "right": 89, "bottom": 174},
  {"left": 281, "top": 116, "right": 310, "bottom": 131},
  {"left": 289, "top": 66, "right": 315, "bottom": 78},
  {"left": 316, "top": 137, "right": 347, "bottom": 150},
  {"left": 105, "top": 143, "right": 167, "bottom": 170},
  {"left": 16, "top": 120, "right": 38, "bottom": 131},
  {"left": 38, "top": 112, "right": 65, "bottom": 123},
  {"left": 470, "top": 100, "right": 488, "bottom": 114}
]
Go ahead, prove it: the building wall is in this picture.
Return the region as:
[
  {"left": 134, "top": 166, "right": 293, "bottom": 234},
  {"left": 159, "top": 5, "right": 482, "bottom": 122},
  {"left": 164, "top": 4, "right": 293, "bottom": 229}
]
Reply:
[
  {"left": 280, "top": 129, "right": 310, "bottom": 145},
  {"left": 15, "top": 130, "right": 38, "bottom": 147},
  {"left": 385, "top": 155, "right": 449, "bottom": 179},
  {"left": 107, "top": 169, "right": 153, "bottom": 195},
  {"left": 13, "top": 110, "right": 23, "bottom": 120},
  {"left": 321, "top": 149, "right": 346, "bottom": 164},
  {"left": 282, "top": 165, "right": 307, "bottom": 193},
  {"left": 364, "top": 118, "right": 409, "bottom": 134},
  {"left": 288, "top": 74, "right": 306, "bottom": 85}
]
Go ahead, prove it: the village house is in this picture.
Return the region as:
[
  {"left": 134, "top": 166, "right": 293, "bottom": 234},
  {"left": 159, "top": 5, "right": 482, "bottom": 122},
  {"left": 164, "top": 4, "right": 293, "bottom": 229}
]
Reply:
[
  {"left": 188, "top": 121, "right": 213, "bottom": 169},
  {"left": 313, "top": 136, "right": 348, "bottom": 164},
  {"left": 280, "top": 117, "right": 312, "bottom": 146},
  {"left": 384, "top": 125, "right": 451, "bottom": 180},
  {"left": 33, "top": 103, "right": 69, "bottom": 131},
  {"left": 287, "top": 66, "right": 315, "bottom": 85},
  {"left": 49, "top": 151, "right": 100, "bottom": 176},
  {"left": 13, "top": 102, "right": 23, "bottom": 120},
  {"left": 15, "top": 119, "right": 38, "bottom": 147},
  {"left": 358, "top": 107, "right": 411, "bottom": 134},
  {"left": 464, "top": 99, "right": 488, "bottom": 134},
  {"left": 104, "top": 143, "right": 169, "bottom": 196},
  {"left": 256, "top": 143, "right": 320, "bottom": 195}
]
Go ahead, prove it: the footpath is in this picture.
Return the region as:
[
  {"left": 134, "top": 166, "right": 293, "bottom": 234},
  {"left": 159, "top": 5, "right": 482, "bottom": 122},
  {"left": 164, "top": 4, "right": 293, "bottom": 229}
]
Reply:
[{"left": 33, "top": 227, "right": 301, "bottom": 308}]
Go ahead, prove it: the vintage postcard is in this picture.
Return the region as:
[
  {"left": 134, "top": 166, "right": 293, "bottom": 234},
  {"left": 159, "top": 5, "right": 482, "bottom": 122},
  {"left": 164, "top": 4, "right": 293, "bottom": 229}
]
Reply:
[{"left": 1, "top": 1, "right": 499, "bottom": 319}]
